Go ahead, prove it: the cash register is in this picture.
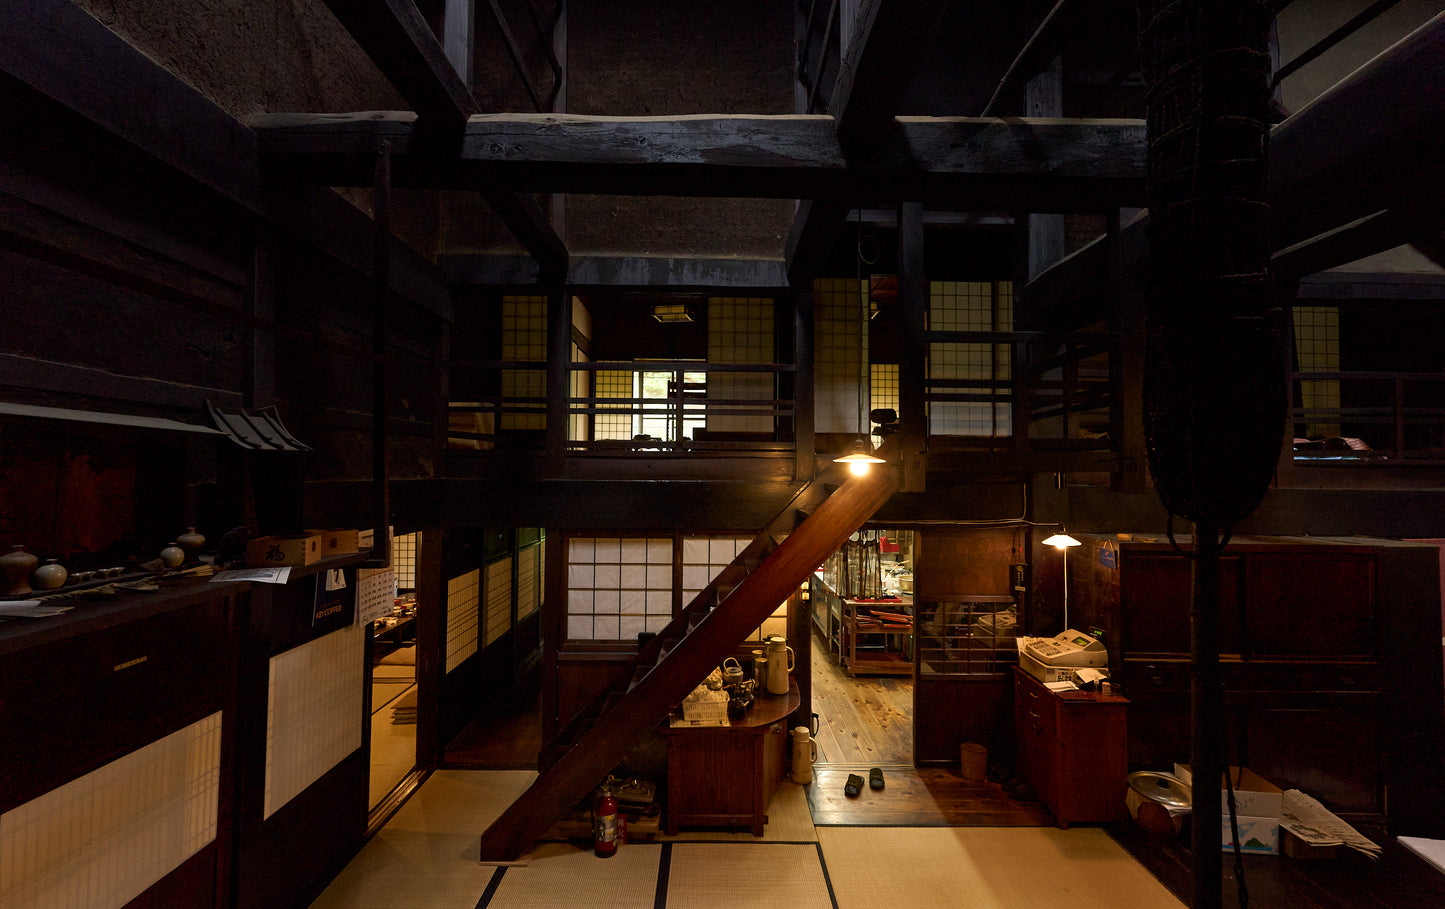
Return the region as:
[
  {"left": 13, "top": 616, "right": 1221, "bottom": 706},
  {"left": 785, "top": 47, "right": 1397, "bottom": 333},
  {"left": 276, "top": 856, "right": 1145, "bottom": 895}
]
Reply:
[{"left": 1018, "top": 629, "right": 1108, "bottom": 682}]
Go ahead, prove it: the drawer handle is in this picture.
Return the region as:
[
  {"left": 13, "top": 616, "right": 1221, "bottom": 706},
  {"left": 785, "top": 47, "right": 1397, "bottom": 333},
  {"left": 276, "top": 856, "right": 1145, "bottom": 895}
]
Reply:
[
  {"left": 1028, "top": 709, "right": 1041, "bottom": 720},
  {"left": 1150, "top": 673, "right": 1165, "bottom": 685}
]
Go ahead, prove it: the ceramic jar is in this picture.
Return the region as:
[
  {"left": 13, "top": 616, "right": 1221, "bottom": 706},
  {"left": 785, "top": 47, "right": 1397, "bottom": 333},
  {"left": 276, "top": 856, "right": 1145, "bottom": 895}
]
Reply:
[
  {"left": 31, "top": 558, "right": 68, "bottom": 590},
  {"left": 1, "top": 545, "right": 39, "bottom": 596},
  {"left": 159, "top": 543, "right": 185, "bottom": 569},
  {"left": 177, "top": 527, "right": 206, "bottom": 555}
]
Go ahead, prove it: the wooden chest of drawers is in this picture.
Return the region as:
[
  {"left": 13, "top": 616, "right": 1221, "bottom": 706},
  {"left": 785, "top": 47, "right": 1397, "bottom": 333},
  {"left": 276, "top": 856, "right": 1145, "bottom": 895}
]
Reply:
[{"left": 1014, "top": 667, "right": 1128, "bottom": 827}]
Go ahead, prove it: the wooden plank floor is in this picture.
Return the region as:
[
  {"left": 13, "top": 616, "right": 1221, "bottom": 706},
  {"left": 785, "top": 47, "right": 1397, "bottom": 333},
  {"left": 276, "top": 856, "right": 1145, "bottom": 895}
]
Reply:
[
  {"left": 810, "top": 634, "right": 913, "bottom": 765},
  {"left": 807, "top": 632, "right": 1053, "bottom": 826},
  {"left": 443, "top": 675, "right": 544, "bottom": 770}
]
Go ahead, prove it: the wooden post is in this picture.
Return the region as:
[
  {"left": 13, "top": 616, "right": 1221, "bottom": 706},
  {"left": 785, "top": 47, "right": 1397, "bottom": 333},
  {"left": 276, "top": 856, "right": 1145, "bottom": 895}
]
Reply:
[
  {"left": 793, "top": 288, "right": 816, "bottom": 480},
  {"left": 1109, "top": 207, "right": 1146, "bottom": 491},
  {"left": 372, "top": 142, "right": 392, "bottom": 564},
  {"left": 898, "top": 201, "right": 927, "bottom": 492},
  {"left": 1191, "top": 523, "right": 1225, "bottom": 909},
  {"left": 545, "top": 287, "right": 571, "bottom": 476}
]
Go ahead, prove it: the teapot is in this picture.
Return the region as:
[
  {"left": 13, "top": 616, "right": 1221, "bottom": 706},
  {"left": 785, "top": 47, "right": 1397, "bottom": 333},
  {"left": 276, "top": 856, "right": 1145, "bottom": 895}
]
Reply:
[{"left": 720, "top": 657, "right": 746, "bottom": 691}]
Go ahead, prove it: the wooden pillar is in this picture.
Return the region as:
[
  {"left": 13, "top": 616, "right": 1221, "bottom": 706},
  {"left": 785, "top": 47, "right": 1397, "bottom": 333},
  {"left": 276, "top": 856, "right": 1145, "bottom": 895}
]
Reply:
[
  {"left": 372, "top": 143, "right": 392, "bottom": 564},
  {"left": 1109, "top": 208, "right": 1146, "bottom": 492},
  {"left": 898, "top": 202, "right": 927, "bottom": 492},
  {"left": 1025, "top": 58, "right": 1065, "bottom": 284},
  {"left": 415, "top": 526, "right": 445, "bottom": 770},
  {"left": 793, "top": 287, "right": 816, "bottom": 480},
  {"left": 545, "top": 287, "right": 571, "bottom": 476}
]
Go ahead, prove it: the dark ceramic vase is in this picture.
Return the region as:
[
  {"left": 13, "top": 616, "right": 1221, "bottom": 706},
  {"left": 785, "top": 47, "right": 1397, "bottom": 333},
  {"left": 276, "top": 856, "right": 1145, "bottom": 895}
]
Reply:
[
  {"left": 1, "top": 545, "right": 39, "bottom": 596},
  {"left": 177, "top": 526, "right": 206, "bottom": 555}
]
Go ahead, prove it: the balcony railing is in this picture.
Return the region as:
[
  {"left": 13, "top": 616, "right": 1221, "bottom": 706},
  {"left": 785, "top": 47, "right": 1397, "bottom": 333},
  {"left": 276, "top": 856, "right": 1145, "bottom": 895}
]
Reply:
[{"left": 1291, "top": 370, "right": 1445, "bottom": 462}]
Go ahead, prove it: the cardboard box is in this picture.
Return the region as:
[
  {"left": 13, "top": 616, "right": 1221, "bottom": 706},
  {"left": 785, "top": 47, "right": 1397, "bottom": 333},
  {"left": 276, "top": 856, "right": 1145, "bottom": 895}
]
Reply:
[
  {"left": 308, "top": 528, "right": 359, "bottom": 556},
  {"left": 246, "top": 533, "right": 322, "bottom": 568},
  {"left": 1176, "top": 764, "right": 1283, "bottom": 855}
]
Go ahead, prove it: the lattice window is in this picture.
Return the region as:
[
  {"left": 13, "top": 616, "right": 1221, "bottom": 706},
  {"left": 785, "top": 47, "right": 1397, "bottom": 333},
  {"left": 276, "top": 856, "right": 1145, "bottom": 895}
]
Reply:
[{"left": 566, "top": 537, "right": 673, "bottom": 641}]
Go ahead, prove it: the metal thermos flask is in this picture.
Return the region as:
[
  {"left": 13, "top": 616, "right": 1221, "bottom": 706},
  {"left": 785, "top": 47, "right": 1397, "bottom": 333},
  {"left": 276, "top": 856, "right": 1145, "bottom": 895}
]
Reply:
[
  {"left": 790, "top": 726, "right": 817, "bottom": 784},
  {"left": 763, "top": 634, "right": 795, "bottom": 695}
]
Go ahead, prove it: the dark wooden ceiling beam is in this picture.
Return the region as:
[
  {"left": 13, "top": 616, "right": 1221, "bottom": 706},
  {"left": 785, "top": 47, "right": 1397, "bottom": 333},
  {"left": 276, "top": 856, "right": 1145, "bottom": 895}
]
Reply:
[
  {"left": 1269, "top": 9, "right": 1445, "bottom": 249},
  {"left": 320, "top": 0, "right": 479, "bottom": 127},
  {"left": 440, "top": 253, "right": 789, "bottom": 288},
  {"left": 788, "top": 0, "right": 949, "bottom": 283},
  {"left": 1022, "top": 10, "right": 1445, "bottom": 322},
  {"left": 251, "top": 112, "right": 1147, "bottom": 209},
  {"left": 980, "top": 0, "right": 1076, "bottom": 117},
  {"left": 322, "top": 0, "right": 567, "bottom": 280},
  {"left": 0, "top": 0, "right": 259, "bottom": 211}
]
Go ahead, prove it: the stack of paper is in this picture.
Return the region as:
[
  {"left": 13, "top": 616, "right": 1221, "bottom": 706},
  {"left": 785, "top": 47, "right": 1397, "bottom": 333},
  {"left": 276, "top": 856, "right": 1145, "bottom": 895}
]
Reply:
[
  {"left": 1280, "top": 789, "right": 1382, "bottom": 858},
  {"left": 0, "top": 600, "right": 73, "bottom": 618}
]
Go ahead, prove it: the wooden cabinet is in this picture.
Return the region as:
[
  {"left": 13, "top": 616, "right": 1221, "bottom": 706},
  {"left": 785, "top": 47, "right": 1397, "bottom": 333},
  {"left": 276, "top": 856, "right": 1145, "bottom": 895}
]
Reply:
[
  {"left": 1068, "top": 534, "right": 1445, "bottom": 836},
  {"left": 1014, "top": 668, "right": 1128, "bottom": 827},
  {"left": 662, "top": 684, "right": 798, "bottom": 835}
]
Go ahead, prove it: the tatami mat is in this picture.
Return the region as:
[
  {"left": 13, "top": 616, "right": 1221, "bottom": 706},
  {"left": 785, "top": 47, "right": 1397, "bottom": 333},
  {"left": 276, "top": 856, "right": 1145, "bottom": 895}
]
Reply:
[
  {"left": 488, "top": 842, "right": 661, "bottom": 909},
  {"left": 311, "top": 770, "right": 535, "bottom": 909},
  {"left": 666, "top": 843, "right": 832, "bottom": 909},
  {"left": 818, "top": 826, "right": 1184, "bottom": 909},
  {"left": 312, "top": 770, "right": 1184, "bottom": 909}
]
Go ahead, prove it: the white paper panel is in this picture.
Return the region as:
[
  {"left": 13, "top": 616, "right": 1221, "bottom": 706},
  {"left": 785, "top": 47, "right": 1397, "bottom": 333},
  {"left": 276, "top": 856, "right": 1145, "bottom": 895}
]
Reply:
[
  {"left": 446, "top": 569, "right": 481, "bottom": 673},
  {"left": 265, "top": 626, "right": 364, "bottom": 818},
  {"left": 0, "top": 712, "right": 222, "bottom": 909}
]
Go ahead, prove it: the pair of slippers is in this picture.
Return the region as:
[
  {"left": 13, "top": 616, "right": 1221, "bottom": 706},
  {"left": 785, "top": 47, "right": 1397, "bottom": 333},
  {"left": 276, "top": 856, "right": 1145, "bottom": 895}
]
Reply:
[{"left": 844, "top": 768, "right": 884, "bottom": 797}]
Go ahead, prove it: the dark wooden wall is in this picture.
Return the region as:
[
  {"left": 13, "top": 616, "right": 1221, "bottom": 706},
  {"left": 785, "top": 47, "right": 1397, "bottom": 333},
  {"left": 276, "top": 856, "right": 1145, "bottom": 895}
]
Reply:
[{"left": 1068, "top": 534, "right": 1445, "bottom": 837}]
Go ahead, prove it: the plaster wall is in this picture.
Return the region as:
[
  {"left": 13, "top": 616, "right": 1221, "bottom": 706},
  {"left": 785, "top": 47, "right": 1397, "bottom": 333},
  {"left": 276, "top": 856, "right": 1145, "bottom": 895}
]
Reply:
[{"left": 561, "top": 0, "right": 794, "bottom": 258}]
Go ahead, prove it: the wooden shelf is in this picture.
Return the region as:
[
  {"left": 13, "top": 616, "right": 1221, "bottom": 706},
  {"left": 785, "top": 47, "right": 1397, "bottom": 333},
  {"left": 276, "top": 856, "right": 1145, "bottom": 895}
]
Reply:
[{"left": 841, "top": 596, "right": 913, "bottom": 677}]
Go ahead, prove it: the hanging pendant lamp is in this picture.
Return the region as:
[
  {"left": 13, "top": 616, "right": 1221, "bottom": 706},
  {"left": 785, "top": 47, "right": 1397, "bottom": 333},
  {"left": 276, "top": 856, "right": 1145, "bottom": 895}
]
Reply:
[{"left": 833, "top": 437, "right": 885, "bottom": 475}]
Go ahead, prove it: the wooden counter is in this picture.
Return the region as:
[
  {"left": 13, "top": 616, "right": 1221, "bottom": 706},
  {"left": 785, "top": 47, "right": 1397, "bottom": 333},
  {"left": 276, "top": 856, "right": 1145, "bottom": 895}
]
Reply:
[
  {"left": 661, "top": 682, "right": 800, "bottom": 835},
  {"left": 1014, "top": 667, "right": 1128, "bottom": 827}
]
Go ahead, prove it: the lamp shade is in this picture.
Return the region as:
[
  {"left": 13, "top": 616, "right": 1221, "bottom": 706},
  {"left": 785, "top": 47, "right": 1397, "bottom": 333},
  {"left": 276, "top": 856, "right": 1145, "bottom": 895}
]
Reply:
[
  {"left": 833, "top": 437, "right": 885, "bottom": 475},
  {"left": 1042, "top": 531, "right": 1082, "bottom": 549}
]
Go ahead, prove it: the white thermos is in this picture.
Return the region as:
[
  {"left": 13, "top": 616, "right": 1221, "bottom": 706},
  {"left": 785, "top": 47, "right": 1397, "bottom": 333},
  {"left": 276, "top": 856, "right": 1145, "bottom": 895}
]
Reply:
[
  {"left": 790, "top": 726, "right": 817, "bottom": 784},
  {"left": 763, "top": 634, "right": 795, "bottom": 695}
]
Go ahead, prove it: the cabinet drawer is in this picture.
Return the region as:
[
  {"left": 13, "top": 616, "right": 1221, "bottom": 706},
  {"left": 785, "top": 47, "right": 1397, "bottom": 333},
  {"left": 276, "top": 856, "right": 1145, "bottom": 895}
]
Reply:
[{"left": 1249, "top": 662, "right": 1378, "bottom": 693}]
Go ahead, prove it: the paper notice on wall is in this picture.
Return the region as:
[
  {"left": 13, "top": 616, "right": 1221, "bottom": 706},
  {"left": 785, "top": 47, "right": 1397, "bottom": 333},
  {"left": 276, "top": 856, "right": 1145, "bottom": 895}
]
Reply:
[
  {"left": 1280, "top": 789, "right": 1382, "bottom": 858},
  {"left": 355, "top": 567, "right": 397, "bottom": 626}
]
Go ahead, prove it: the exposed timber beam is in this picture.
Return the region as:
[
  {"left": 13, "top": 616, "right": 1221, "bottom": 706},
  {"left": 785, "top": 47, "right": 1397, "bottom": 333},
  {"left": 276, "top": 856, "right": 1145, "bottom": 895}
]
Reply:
[
  {"left": 323, "top": 0, "right": 567, "bottom": 280},
  {"left": 320, "top": 0, "right": 479, "bottom": 128},
  {"left": 1021, "top": 10, "right": 1445, "bottom": 323},
  {"left": 788, "top": 0, "right": 949, "bottom": 283},
  {"left": 251, "top": 113, "right": 1147, "bottom": 210},
  {"left": 439, "top": 254, "right": 790, "bottom": 289},
  {"left": 981, "top": 0, "right": 1076, "bottom": 117},
  {"left": 0, "top": 0, "right": 259, "bottom": 211},
  {"left": 0, "top": 0, "right": 450, "bottom": 315},
  {"left": 479, "top": 190, "right": 568, "bottom": 281},
  {"left": 1270, "top": 9, "right": 1445, "bottom": 250}
]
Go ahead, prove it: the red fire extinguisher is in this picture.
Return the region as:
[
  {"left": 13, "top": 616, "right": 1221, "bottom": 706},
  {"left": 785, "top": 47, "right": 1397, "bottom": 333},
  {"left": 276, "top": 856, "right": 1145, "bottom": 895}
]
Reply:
[{"left": 593, "top": 782, "right": 619, "bottom": 858}]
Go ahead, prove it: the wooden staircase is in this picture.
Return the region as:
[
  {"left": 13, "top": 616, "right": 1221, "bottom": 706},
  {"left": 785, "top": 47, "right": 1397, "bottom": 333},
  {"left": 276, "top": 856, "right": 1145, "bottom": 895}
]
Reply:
[{"left": 478, "top": 439, "right": 900, "bottom": 861}]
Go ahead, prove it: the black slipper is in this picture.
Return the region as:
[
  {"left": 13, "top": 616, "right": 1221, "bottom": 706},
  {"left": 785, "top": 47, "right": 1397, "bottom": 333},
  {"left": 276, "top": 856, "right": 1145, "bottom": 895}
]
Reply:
[
  {"left": 844, "top": 773, "right": 864, "bottom": 797},
  {"left": 869, "top": 767, "right": 884, "bottom": 791}
]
